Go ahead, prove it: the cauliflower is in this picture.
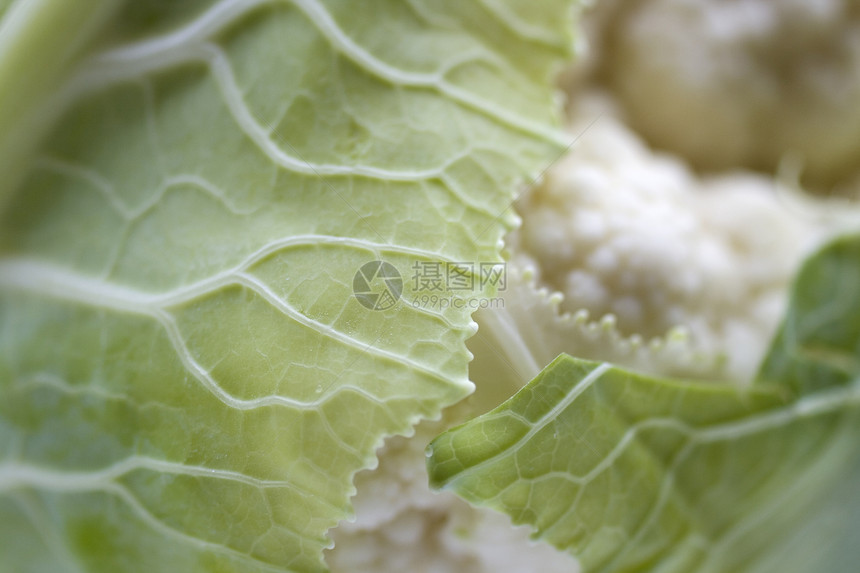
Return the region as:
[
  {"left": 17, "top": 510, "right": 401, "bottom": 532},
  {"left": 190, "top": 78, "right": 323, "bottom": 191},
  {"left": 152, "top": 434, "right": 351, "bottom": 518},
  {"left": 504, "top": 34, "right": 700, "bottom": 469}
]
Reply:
[
  {"left": 588, "top": 0, "right": 860, "bottom": 191},
  {"left": 3, "top": 1, "right": 859, "bottom": 572},
  {"left": 325, "top": 3, "right": 860, "bottom": 572},
  {"left": 509, "top": 93, "right": 827, "bottom": 381}
]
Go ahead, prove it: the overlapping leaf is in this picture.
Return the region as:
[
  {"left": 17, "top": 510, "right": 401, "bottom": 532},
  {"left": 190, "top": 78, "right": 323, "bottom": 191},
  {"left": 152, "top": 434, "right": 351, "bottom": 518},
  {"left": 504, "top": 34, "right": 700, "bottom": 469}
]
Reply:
[
  {"left": 0, "top": 1, "right": 575, "bottom": 571},
  {"left": 428, "top": 234, "right": 860, "bottom": 572}
]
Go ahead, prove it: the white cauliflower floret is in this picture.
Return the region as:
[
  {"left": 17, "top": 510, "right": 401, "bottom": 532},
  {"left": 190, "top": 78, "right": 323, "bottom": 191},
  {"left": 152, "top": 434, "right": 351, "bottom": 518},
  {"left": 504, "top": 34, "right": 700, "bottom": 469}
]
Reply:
[
  {"left": 594, "top": 0, "right": 860, "bottom": 190},
  {"left": 326, "top": 416, "right": 580, "bottom": 573},
  {"left": 508, "top": 94, "right": 829, "bottom": 380}
]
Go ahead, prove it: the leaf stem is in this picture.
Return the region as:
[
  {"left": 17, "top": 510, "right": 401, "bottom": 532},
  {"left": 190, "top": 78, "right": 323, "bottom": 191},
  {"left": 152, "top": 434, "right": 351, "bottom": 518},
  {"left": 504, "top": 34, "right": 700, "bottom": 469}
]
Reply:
[{"left": 0, "top": 0, "right": 124, "bottom": 214}]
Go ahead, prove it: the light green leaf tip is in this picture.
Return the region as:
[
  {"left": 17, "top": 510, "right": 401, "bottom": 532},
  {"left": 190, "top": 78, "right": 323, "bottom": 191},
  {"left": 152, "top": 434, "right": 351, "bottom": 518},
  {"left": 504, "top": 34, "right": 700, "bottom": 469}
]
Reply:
[
  {"left": 0, "top": 1, "right": 576, "bottom": 571},
  {"left": 757, "top": 233, "right": 860, "bottom": 396},
  {"left": 428, "top": 233, "right": 860, "bottom": 573}
]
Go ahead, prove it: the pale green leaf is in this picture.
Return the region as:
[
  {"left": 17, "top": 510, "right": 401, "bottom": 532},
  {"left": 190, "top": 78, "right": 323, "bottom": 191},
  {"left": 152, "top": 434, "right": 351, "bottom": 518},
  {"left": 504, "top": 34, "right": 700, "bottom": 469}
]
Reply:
[
  {"left": 757, "top": 233, "right": 860, "bottom": 396},
  {"left": 428, "top": 234, "right": 860, "bottom": 572},
  {"left": 0, "top": 1, "right": 576, "bottom": 571}
]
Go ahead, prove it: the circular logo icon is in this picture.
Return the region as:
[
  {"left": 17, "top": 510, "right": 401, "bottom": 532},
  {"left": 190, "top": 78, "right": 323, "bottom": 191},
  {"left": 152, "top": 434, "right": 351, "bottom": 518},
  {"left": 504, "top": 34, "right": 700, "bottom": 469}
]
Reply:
[{"left": 353, "top": 261, "right": 402, "bottom": 311}]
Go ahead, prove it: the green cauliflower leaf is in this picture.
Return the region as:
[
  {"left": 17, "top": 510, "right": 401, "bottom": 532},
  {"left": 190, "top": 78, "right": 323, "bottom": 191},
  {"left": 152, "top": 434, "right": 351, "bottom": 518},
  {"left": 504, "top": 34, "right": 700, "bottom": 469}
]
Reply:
[
  {"left": 0, "top": 1, "right": 576, "bottom": 571},
  {"left": 428, "top": 234, "right": 860, "bottom": 572}
]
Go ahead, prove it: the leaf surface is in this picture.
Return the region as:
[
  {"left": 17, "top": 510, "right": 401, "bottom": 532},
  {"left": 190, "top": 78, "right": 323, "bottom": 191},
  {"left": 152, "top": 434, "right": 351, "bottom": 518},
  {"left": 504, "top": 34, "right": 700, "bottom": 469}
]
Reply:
[
  {"left": 0, "top": 1, "right": 575, "bottom": 571},
  {"left": 428, "top": 234, "right": 860, "bottom": 572}
]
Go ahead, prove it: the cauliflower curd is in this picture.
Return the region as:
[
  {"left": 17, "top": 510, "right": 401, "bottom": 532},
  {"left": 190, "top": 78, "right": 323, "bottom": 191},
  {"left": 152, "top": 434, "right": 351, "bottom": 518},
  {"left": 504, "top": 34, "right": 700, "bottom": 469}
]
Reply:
[
  {"left": 510, "top": 94, "right": 825, "bottom": 381},
  {"left": 593, "top": 0, "right": 860, "bottom": 191}
]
